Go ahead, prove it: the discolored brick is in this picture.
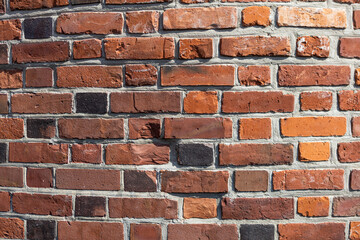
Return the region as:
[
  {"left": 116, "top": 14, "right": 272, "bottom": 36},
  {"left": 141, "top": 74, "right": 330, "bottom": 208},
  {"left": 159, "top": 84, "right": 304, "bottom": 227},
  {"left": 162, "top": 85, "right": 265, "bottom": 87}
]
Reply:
[
  {"left": 76, "top": 93, "right": 107, "bottom": 114},
  {"left": 24, "top": 18, "right": 52, "bottom": 39},
  {"left": 179, "top": 39, "right": 213, "bottom": 59},
  {"left": 128, "top": 118, "right": 160, "bottom": 139},
  {"left": 124, "top": 170, "right": 157, "bottom": 192},
  {"left": 178, "top": 144, "right": 214, "bottom": 166},
  {"left": 27, "top": 220, "right": 55, "bottom": 240},
  {"left": 75, "top": 196, "right": 106, "bottom": 217},
  {"left": 0, "top": 94, "right": 8, "bottom": 114},
  {"left": 234, "top": 171, "right": 268, "bottom": 192},
  {"left": 27, "top": 119, "right": 56, "bottom": 139},
  {"left": 240, "top": 225, "right": 274, "bottom": 240}
]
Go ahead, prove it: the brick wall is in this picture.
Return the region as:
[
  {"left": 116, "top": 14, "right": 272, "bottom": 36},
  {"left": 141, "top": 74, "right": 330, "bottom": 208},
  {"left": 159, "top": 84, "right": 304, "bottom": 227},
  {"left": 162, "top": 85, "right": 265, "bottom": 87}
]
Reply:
[{"left": 0, "top": 0, "right": 359, "bottom": 239}]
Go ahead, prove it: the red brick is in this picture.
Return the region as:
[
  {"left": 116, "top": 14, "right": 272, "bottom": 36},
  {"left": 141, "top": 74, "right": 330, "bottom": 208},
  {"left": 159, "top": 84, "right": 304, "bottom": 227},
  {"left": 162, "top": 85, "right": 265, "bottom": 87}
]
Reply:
[
  {"left": 12, "top": 41, "right": 69, "bottom": 63},
  {"left": 10, "top": 0, "right": 68, "bottom": 10},
  {"left": 163, "top": 7, "right": 237, "bottom": 30},
  {"left": 333, "top": 197, "right": 360, "bottom": 216},
  {"left": 353, "top": 117, "right": 360, "bottom": 137},
  {"left": 0, "top": 19, "right": 21, "bottom": 40},
  {"left": 0, "top": 218, "right": 24, "bottom": 239},
  {"left": 57, "top": 65, "right": 122, "bottom": 88},
  {"left": 12, "top": 193, "right": 72, "bottom": 216},
  {"left": 26, "top": 67, "right": 53, "bottom": 87},
  {"left": 280, "top": 117, "right": 347, "bottom": 137},
  {"left": 235, "top": 170, "right": 268, "bottom": 192},
  {"left": 0, "top": 0, "right": 4, "bottom": 13},
  {"left": 12, "top": 93, "right": 72, "bottom": 113},
  {"left": 106, "top": 143, "right": 169, "bottom": 165},
  {"left": 58, "top": 221, "right": 123, "bottom": 240},
  {"left": 351, "top": 170, "right": 360, "bottom": 190},
  {"left": 161, "top": 171, "right": 228, "bottom": 193},
  {"left": 111, "top": 92, "right": 180, "bottom": 113},
  {"left": 128, "top": 118, "right": 160, "bottom": 139},
  {"left": 130, "top": 224, "right": 161, "bottom": 240},
  {"left": 0, "top": 69, "right": 22, "bottom": 89},
  {"left": 73, "top": 39, "right": 102, "bottom": 59},
  {"left": 278, "top": 223, "right": 345, "bottom": 240},
  {"left": 179, "top": 39, "right": 213, "bottom": 59},
  {"left": 126, "top": 11, "right": 159, "bottom": 33},
  {"left": 72, "top": 144, "right": 101, "bottom": 164},
  {"left": 354, "top": 11, "right": 360, "bottom": 29},
  {"left": 184, "top": 91, "right": 218, "bottom": 114},
  {"left": 0, "top": 118, "right": 23, "bottom": 139},
  {"left": 338, "top": 142, "right": 360, "bottom": 163},
  {"left": 277, "top": 7, "right": 346, "bottom": 28},
  {"left": 242, "top": 6, "right": 271, "bottom": 27},
  {"left": 105, "top": 37, "right": 174, "bottom": 59},
  {"left": 57, "top": 12, "right": 123, "bottom": 34},
  {"left": 0, "top": 44, "right": 8, "bottom": 64},
  {"left": 168, "top": 224, "right": 238, "bottom": 240},
  {"left": 221, "top": 198, "right": 294, "bottom": 220},
  {"left": 239, "top": 118, "right": 271, "bottom": 139},
  {"left": 161, "top": 65, "right": 235, "bottom": 86},
  {"left": 297, "top": 36, "right": 330, "bottom": 57},
  {"left": 56, "top": 169, "right": 120, "bottom": 190},
  {"left": 106, "top": 0, "right": 169, "bottom": 3},
  {"left": 300, "top": 92, "right": 332, "bottom": 111},
  {"left": 109, "top": 198, "right": 177, "bottom": 219},
  {"left": 27, "top": 168, "right": 53, "bottom": 188},
  {"left": 59, "top": 118, "right": 124, "bottom": 139},
  {"left": 299, "top": 142, "right": 330, "bottom": 162},
  {"left": 297, "top": 197, "right": 329, "bottom": 217},
  {"left": 340, "top": 38, "right": 360, "bottom": 58},
  {"left": 219, "top": 143, "right": 293, "bottom": 166},
  {"left": 9, "top": 143, "right": 68, "bottom": 164},
  {"left": 183, "top": 198, "right": 217, "bottom": 219},
  {"left": 0, "top": 192, "right": 10, "bottom": 212},
  {"left": 125, "top": 64, "right": 157, "bottom": 86},
  {"left": 273, "top": 169, "right": 344, "bottom": 190},
  {"left": 238, "top": 65, "right": 271, "bottom": 86},
  {"left": 338, "top": 90, "right": 360, "bottom": 111},
  {"left": 0, "top": 167, "right": 23, "bottom": 187},
  {"left": 278, "top": 65, "right": 350, "bottom": 86},
  {"left": 0, "top": 94, "right": 7, "bottom": 113},
  {"left": 220, "top": 36, "right": 290, "bottom": 57},
  {"left": 164, "top": 118, "right": 232, "bottom": 139},
  {"left": 222, "top": 91, "right": 294, "bottom": 113}
]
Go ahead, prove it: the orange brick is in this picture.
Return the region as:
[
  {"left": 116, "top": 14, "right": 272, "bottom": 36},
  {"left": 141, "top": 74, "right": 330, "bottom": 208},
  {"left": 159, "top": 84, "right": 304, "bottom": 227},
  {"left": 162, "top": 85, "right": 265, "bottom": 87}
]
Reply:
[
  {"left": 299, "top": 142, "right": 330, "bottom": 162},
  {"left": 183, "top": 198, "right": 217, "bottom": 219},
  {"left": 184, "top": 91, "right": 218, "bottom": 114},
  {"left": 350, "top": 222, "right": 360, "bottom": 240},
  {"left": 297, "top": 197, "right": 329, "bottom": 217},
  {"left": 239, "top": 118, "right": 271, "bottom": 140},
  {"left": 242, "top": 6, "right": 271, "bottom": 27}
]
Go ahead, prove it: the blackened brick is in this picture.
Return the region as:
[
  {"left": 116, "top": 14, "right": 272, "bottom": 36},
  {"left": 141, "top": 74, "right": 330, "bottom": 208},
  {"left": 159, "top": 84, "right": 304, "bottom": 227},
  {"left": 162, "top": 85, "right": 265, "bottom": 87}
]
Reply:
[
  {"left": 124, "top": 170, "right": 157, "bottom": 192},
  {"left": 75, "top": 196, "right": 106, "bottom": 217},
  {"left": 240, "top": 225, "right": 274, "bottom": 240},
  {"left": 27, "top": 119, "right": 55, "bottom": 139},
  {"left": 0, "top": 143, "right": 6, "bottom": 163},
  {"left": 71, "top": 0, "right": 100, "bottom": 4},
  {"left": 178, "top": 144, "right": 214, "bottom": 166},
  {"left": 0, "top": 44, "right": 8, "bottom": 64},
  {"left": 76, "top": 93, "right": 107, "bottom": 114},
  {"left": 27, "top": 220, "right": 55, "bottom": 240},
  {"left": 24, "top": 18, "right": 52, "bottom": 39}
]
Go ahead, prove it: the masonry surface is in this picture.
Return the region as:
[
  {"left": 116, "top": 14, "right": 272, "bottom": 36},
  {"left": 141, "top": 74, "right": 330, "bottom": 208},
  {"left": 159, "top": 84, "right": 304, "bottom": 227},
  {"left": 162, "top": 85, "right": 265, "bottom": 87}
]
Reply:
[{"left": 0, "top": 0, "right": 360, "bottom": 239}]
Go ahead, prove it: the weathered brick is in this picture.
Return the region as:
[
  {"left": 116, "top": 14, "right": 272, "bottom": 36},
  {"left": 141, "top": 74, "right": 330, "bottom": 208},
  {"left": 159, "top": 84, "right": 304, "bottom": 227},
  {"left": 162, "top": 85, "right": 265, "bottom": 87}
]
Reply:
[
  {"left": 222, "top": 198, "right": 294, "bottom": 220},
  {"left": 0, "top": 218, "right": 24, "bottom": 239},
  {"left": 273, "top": 169, "right": 344, "bottom": 190},
  {"left": 27, "top": 168, "right": 53, "bottom": 188},
  {"left": 278, "top": 65, "right": 350, "bottom": 86},
  {"left": 353, "top": 117, "right": 360, "bottom": 137},
  {"left": 71, "top": 0, "right": 100, "bottom": 4},
  {"left": 76, "top": 93, "right": 107, "bottom": 114},
  {"left": 12, "top": 41, "right": 70, "bottom": 63},
  {"left": 333, "top": 197, "right": 360, "bottom": 216},
  {"left": 168, "top": 224, "right": 238, "bottom": 240},
  {"left": 9, "top": 142, "right": 68, "bottom": 164},
  {"left": 0, "top": 192, "right": 10, "bottom": 212},
  {"left": 163, "top": 7, "right": 237, "bottom": 30},
  {"left": 111, "top": 92, "right": 180, "bottom": 113},
  {"left": 125, "top": 64, "right": 157, "bottom": 86},
  {"left": 57, "top": 66, "right": 122, "bottom": 88},
  {"left": 0, "top": 118, "right": 24, "bottom": 139},
  {"left": 241, "top": 225, "right": 274, "bottom": 240},
  {"left": 106, "top": 0, "right": 169, "bottom": 3},
  {"left": 58, "top": 221, "right": 123, "bottom": 240},
  {"left": 124, "top": 170, "right": 157, "bottom": 192},
  {"left": 12, "top": 193, "right": 72, "bottom": 216},
  {"left": 130, "top": 224, "right": 161, "bottom": 240},
  {"left": 0, "top": 44, "right": 8, "bottom": 64},
  {"left": 0, "top": 167, "right": 23, "bottom": 187},
  {"left": 75, "top": 196, "right": 106, "bottom": 217},
  {"left": 297, "top": 197, "right": 329, "bottom": 217},
  {"left": 161, "top": 65, "right": 235, "bottom": 86},
  {"left": 339, "top": 38, "right": 360, "bottom": 58},
  {"left": 351, "top": 170, "right": 360, "bottom": 190},
  {"left": 105, "top": 37, "right": 175, "bottom": 59},
  {"left": 24, "top": 18, "right": 52, "bottom": 39},
  {"left": 164, "top": 118, "right": 232, "bottom": 139},
  {"left": 220, "top": 36, "right": 290, "bottom": 57},
  {"left": 219, "top": 143, "right": 293, "bottom": 166},
  {"left": 277, "top": 7, "right": 346, "bottom": 28},
  {"left": 161, "top": 171, "right": 228, "bottom": 193},
  {"left": 179, "top": 39, "right": 213, "bottom": 59},
  {"left": 354, "top": 11, "right": 360, "bottom": 29},
  {"left": 56, "top": 169, "right": 121, "bottom": 190},
  {"left": 350, "top": 222, "right": 360, "bottom": 240},
  {"left": 297, "top": 36, "right": 330, "bottom": 57},
  {"left": 0, "top": 94, "right": 7, "bottom": 114},
  {"left": 126, "top": 11, "right": 159, "bottom": 33},
  {"left": 57, "top": 12, "right": 123, "bottom": 34},
  {"left": 242, "top": 6, "right": 271, "bottom": 27},
  {"left": 235, "top": 170, "right": 268, "bottom": 192},
  {"left": 26, "top": 67, "right": 53, "bottom": 87},
  {"left": 238, "top": 65, "right": 271, "bottom": 86},
  {"left": 278, "top": 223, "right": 345, "bottom": 240},
  {"left": 338, "top": 90, "right": 360, "bottom": 111},
  {"left": 222, "top": 92, "right": 294, "bottom": 113},
  {"left": 27, "top": 119, "right": 56, "bottom": 139},
  {"left": 10, "top": 0, "right": 69, "bottom": 10},
  {"left": 0, "top": 69, "right": 22, "bottom": 89},
  {"left": 0, "top": 0, "right": 4, "bottom": 13},
  {"left": 0, "top": 19, "right": 21, "bottom": 40},
  {"left": 59, "top": 118, "right": 124, "bottom": 139},
  {"left": 72, "top": 144, "right": 102, "bottom": 164},
  {"left": 73, "top": 39, "right": 102, "bottom": 59},
  {"left": 299, "top": 142, "right": 330, "bottom": 162},
  {"left": 184, "top": 91, "right": 218, "bottom": 114},
  {"left": 0, "top": 143, "right": 6, "bottom": 163},
  {"left": 128, "top": 118, "right": 160, "bottom": 139},
  {"left": 239, "top": 118, "right": 271, "bottom": 140},
  {"left": 338, "top": 142, "right": 360, "bottom": 163},
  {"left": 183, "top": 198, "right": 217, "bottom": 219},
  {"left": 300, "top": 92, "right": 332, "bottom": 111},
  {"left": 178, "top": 144, "right": 213, "bottom": 166},
  {"left": 106, "top": 144, "right": 169, "bottom": 165},
  {"left": 109, "top": 198, "right": 177, "bottom": 219},
  {"left": 280, "top": 117, "right": 347, "bottom": 137},
  {"left": 27, "top": 220, "right": 55, "bottom": 240}
]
